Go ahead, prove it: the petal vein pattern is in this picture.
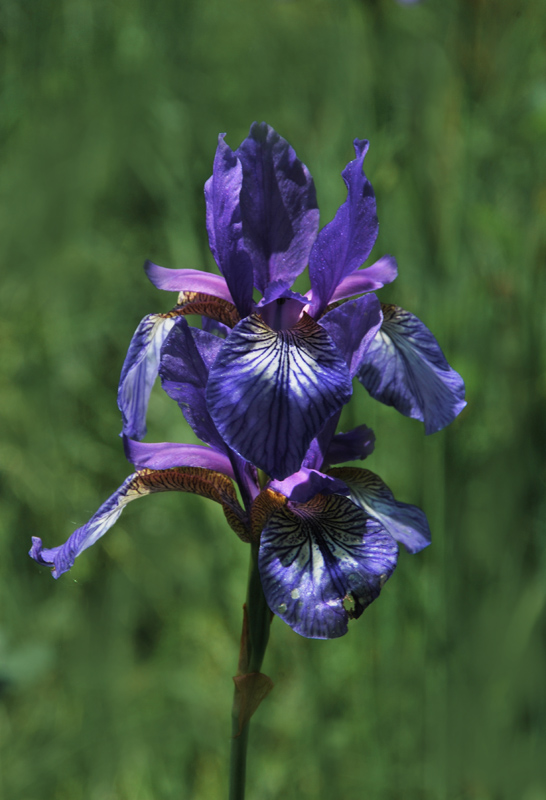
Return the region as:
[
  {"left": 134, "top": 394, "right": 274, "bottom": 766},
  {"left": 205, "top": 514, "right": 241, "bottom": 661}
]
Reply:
[
  {"left": 358, "top": 304, "right": 466, "bottom": 434},
  {"left": 258, "top": 494, "right": 398, "bottom": 638},
  {"left": 206, "top": 314, "right": 352, "bottom": 480}
]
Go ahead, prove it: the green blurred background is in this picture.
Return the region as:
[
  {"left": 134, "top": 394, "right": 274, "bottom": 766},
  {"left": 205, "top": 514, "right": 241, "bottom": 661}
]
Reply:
[{"left": 1, "top": 0, "right": 545, "bottom": 797}]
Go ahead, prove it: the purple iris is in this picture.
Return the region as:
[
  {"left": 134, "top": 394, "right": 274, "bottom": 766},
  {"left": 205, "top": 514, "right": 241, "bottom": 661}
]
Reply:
[{"left": 30, "top": 123, "right": 465, "bottom": 639}]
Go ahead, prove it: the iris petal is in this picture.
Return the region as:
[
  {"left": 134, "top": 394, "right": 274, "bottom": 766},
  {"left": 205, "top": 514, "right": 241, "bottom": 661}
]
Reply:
[
  {"left": 358, "top": 304, "right": 467, "bottom": 434},
  {"left": 329, "top": 255, "right": 398, "bottom": 303},
  {"left": 145, "top": 261, "right": 234, "bottom": 302},
  {"left": 325, "top": 424, "right": 376, "bottom": 466},
  {"left": 30, "top": 467, "right": 246, "bottom": 578},
  {"left": 206, "top": 313, "right": 352, "bottom": 480},
  {"left": 269, "top": 468, "right": 349, "bottom": 504},
  {"left": 205, "top": 135, "right": 254, "bottom": 317},
  {"left": 320, "top": 293, "right": 382, "bottom": 377},
  {"left": 123, "top": 437, "right": 235, "bottom": 478},
  {"left": 258, "top": 494, "right": 398, "bottom": 639},
  {"left": 308, "top": 139, "right": 378, "bottom": 317},
  {"left": 329, "top": 467, "right": 431, "bottom": 553},
  {"left": 159, "top": 319, "right": 226, "bottom": 451},
  {"left": 118, "top": 314, "right": 177, "bottom": 440},
  {"left": 236, "top": 122, "right": 319, "bottom": 292}
]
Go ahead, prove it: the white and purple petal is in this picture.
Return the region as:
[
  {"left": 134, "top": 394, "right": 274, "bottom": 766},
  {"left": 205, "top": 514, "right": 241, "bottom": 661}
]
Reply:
[
  {"left": 206, "top": 313, "right": 352, "bottom": 480},
  {"left": 159, "top": 319, "right": 226, "bottom": 452},
  {"left": 320, "top": 293, "right": 382, "bottom": 377},
  {"left": 259, "top": 494, "right": 398, "bottom": 639},
  {"left": 144, "top": 261, "right": 234, "bottom": 302},
  {"left": 308, "top": 139, "right": 378, "bottom": 317},
  {"left": 204, "top": 135, "right": 254, "bottom": 317},
  {"left": 118, "top": 314, "right": 177, "bottom": 440},
  {"left": 330, "top": 467, "right": 431, "bottom": 553},
  {"left": 30, "top": 466, "right": 246, "bottom": 578},
  {"left": 357, "top": 304, "right": 467, "bottom": 434},
  {"left": 236, "top": 122, "right": 319, "bottom": 292}
]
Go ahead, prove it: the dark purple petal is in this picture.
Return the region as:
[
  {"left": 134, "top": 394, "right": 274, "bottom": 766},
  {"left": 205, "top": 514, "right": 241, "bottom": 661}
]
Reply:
[
  {"left": 308, "top": 139, "right": 378, "bottom": 317},
  {"left": 236, "top": 122, "right": 319, "bottom": 292},
  {"left": 269, "top": 468, "right": 349, "bottom": 504},
  {"left": 205, "top": 135, "right": 254, "bottom": 317},
  {"left": 201, "top": 316, "right": 230, "bottom": 338},
  {"left": 145, "top": 261, "right": 234, "bottom": 302},
  {"left": 123, "top": 437, "right": 235, "bottom": 478},
  {"left": 330, "top": 467, "right": 431, "bottom": 553},
  {"left": 320, "top": 293, "right": 382, "bottom": 377},
  {"left": 118, "top": 314, "right": 177, "bottom": 440},
  {"left": 329, "top": 255, "right": 398, "bottom": 303},
  {"left": 325, "top": 424, "right": 376, "bottom": 465},
  {"left": 206, "top": 314, "right": 352, "bottom": 480},
  {"left": 358, "top": 305, "right": 467, "bottom": 434},
  {"left": 259, "top": 494, "right": 398, "bottom": 639},
  {"left": 159, "top": 319, "right": 226, "bottom": 451}
]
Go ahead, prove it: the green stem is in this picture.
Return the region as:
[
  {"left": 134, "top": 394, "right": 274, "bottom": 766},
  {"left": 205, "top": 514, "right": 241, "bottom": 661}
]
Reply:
[{"left": 229, "top": 542, "right": 272, "bottom": 800}]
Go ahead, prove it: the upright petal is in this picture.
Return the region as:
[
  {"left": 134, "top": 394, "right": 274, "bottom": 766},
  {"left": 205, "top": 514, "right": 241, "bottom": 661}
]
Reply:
[
  {"left": 206, "top": 313, "right": 352, "bottom": 480},
  {"left": 159, "top": 319, "right": 226, "bottom": 451},
  {"left": 329, "top": 255, "right": 398, "bottom": 303},
  {"left": 205, "top": 135, "right": 254, "bottom": 317},
  {"left": 236, "top": 122, "right": 319, "bottom": 292},
  {"left": 118, "top": 314, "right": 177, "bottom": 440},
  {"left": 30, "top": 467, "right": 247, "bottom": 578},
  {"left": 259, "top": 494, "right": 398, "bottom": 639},
  {"left": 357, "top": 304, "right": 467, "bottom": 434},
  {"left": 320, "top": 293, "right": 382, "bottom": 376},
  {"left": 329, "top": 467, "right": 431, "bottom": 553},
  {"left": 308, "top": 139, "right": 378, "bottom": 317}
]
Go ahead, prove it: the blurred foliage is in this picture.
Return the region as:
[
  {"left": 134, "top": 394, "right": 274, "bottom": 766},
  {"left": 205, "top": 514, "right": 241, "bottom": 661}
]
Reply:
[{"left": 1, "top": 0, "right": 545, "bottom": 797}]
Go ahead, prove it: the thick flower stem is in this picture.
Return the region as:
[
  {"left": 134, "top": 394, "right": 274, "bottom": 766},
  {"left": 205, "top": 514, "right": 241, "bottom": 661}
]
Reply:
[{"left": 229, "top": 542, "right": 272, "bottom": 800}]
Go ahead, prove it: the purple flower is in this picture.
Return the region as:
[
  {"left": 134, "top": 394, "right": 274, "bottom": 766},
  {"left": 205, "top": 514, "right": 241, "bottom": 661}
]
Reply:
[{"left": 30, "top": 123, "right": 465, "bottom": 639}]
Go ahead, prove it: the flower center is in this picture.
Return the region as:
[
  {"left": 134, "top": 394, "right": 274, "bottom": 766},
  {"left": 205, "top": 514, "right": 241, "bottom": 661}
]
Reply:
[{"left": 259, "top": 297, "right": 306, "bottom": 331}]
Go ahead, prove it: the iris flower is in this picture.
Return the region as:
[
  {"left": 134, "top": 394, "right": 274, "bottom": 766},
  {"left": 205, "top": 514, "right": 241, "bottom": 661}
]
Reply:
[{"left": 30, "top": 123, "right": 465, "bottom": 639}]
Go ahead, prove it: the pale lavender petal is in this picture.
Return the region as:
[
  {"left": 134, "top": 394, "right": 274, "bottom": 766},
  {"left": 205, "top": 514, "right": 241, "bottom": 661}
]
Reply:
[
  {"left": 358, "top": 305, "right": 467, "bottom": 434},
  {"left": 206, "top": 314, "right": 352, "bottom": 480},
  {"left": 123, "top": 437, "right": 235, "bottom": 478},
  {"left": 204, "top": 135, "right": 254, "bottom": 316},
  {"left": 329, "top": 255, "right": 398, "bottom": 303},
  {"left": 144, "top": 261, "right": 234, "bottom": 302},
  {"left": 236, "top": 122, "right": 319, "bottom": 292},
  {"left": 320, "top": 293, "right": 382, "bottom": 376},
  {"left": 259, "top": 494, "right": 398, "bottom": 639},
  {"left": 118, "top": 314, "right": 177, "bottom": 440},
  {"left": 269, "top": 468, "right": 349, "bottom": 504},
  {"left": 308, "top": 139, "right": 378, "bottom": 317},
  {"left": 333, "top": 468, "right": 431, "bottom": 553},
  {"left": 325, "top": 424, "right": 376, "bottom": 465}
]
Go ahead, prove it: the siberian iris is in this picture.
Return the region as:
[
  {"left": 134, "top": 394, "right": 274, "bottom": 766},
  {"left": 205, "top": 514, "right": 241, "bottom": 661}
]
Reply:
[{"left": 30, "top": 122, "right": 465, "bottom": 639}]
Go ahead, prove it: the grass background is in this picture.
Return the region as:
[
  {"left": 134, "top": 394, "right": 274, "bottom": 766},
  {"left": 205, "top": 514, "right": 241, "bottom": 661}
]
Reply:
[{"left": 1, "top": 0, "right": 545, "bottom": 797}]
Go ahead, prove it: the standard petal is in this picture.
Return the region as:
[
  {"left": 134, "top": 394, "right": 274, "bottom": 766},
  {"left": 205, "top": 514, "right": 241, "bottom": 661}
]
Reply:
[
  {"left": 144, "top": 261, "right": 234, "bottom": 302},
  {"left": 357, "top": 304, "right": 467, "bottom": 434},
  {"left": 329, "top": 255, "right": 398, "bottom": 303},
  {"left": 325, "top": 424, "right": 376, "bottom": 466},
  {"left": 204, "top": 135, "right": 254, "bottom": 317},
  {"left": 123, "top": 437, "right": 235, "bottom": 478},
  {"left": 259, "top": 494, "right": 398, "bottom": 639},
  {"left": 329, "top": 467, "right": 431, "bottom": 553},
  {"left": 206, "top": 313, "right": 352, "bottom": 480},
  {"left": 118, "top": 314, "right": 177, "bottom": 440},
  {"left": 308, "top": 139, "right": 378, "bottom": 317},
  {"left": 30, "top": 466, "right": 247, "bottom": 578},
  {"left": 236, "top": 122, "right": 319, "bottom": 292},
  {"left": 320, "top": 293, "right": 382, "bottom": 377},
  {"left": 159, "top": 319, "right": 226, "bottom": 451}
]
